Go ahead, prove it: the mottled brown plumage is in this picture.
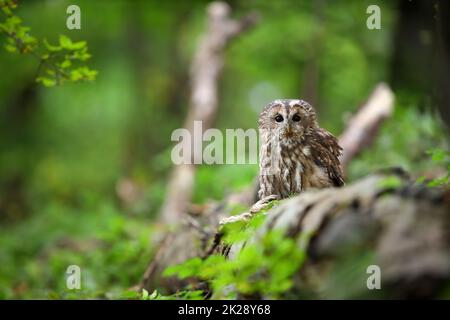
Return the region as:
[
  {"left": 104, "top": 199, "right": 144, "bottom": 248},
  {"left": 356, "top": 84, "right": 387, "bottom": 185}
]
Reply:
[{"left": 258, "top": 99, "right": 344, "bottom": 200}]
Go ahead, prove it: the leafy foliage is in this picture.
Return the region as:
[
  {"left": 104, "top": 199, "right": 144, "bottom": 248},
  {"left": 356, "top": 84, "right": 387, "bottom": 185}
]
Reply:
[
  {"left": 140, "top": 288, "right": 204, "bottom": 300},
  {"left": 348, "top": 105, "right": 448, "bottom": 181},
  {"left": 0, "top": 199, "right": 154, "bottom": 299},
  {"left": 416, "top": 149, "right": 450, "bottom": 188},
  {"left": 164, "top": 213, "right": 307, "bottom": 299},
  {"left": 0, "top": 0, "right": 97, "bottom": 86}
]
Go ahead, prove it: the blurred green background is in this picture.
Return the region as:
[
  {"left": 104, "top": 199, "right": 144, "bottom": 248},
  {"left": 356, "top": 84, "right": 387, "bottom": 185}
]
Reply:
[{"left": 0, "top": 0, "right": 448, "bottom": 299}]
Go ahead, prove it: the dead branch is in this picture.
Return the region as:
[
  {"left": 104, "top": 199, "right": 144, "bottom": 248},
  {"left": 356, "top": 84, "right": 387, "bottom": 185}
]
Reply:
[
  {"left": 338, "top": 83, "right": 395, "bottom": 171},
  {"left": 158, "top": 2, "right": 259, "bottom": 225}
]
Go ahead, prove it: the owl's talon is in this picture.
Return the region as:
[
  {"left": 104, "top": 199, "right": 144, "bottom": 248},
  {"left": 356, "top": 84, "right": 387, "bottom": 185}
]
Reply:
[
  {"left": 250, "top": 194, "right": 279, "bottom": 213},
  {"left": 219, "top": 212, "right": 252, "bottom": 225},
  {"left": 220, "top": 195, "right": 279, "bottom": 226}
]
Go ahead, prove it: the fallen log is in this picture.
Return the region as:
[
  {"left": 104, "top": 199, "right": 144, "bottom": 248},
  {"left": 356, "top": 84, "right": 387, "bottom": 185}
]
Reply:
[
  {"left": 214, "top": 169, "right": 450, "bottom": 299},
  {"left": 141, "top": 169, "right": 450, "bottom": 298}
]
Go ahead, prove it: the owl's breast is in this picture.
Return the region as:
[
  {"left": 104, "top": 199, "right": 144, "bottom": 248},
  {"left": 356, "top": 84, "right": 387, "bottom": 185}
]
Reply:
[
  {"left": 278, "top": 146, "right": 304, "bottom": 197},
  {"left": 259, "top": 146, "right": 303, "bottom": 199},
  {"left": 258, "top": 144, "right": 331, "bottom": 199}
]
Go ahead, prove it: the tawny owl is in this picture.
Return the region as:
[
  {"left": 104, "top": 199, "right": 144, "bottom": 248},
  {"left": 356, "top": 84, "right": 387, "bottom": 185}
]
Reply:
[{"left": 258, "top": 99, "right": 344, "bottom": 201}]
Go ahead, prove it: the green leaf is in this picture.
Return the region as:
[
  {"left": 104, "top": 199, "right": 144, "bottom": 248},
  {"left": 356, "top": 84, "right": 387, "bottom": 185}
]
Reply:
[
  {"left": 149, "top": 290, "right": 158, "bottom": 299},
  {"left": 377, "top": 176, "right": 402, "bottom": 189},
  {"left": 163, "top": 257, "right": 202, "bottom": 279},
  {"left": 141, "top": 289, "right": 149, "bottom": 300},
  {"left": 427, "top": 175, "right": 450, "bottom": 188},
  {"left": 178, "top": 290, "right": 204, "bottom": 300},
  {"left": 71, "top": 40, "right": 87, "bottom": 50},
  {"left": 4, "top": 43, "right": 16, "bottom": 52},
  {"left": 43, "top": 39, "right": 62, "bottom": 52},
  {"left": 427, "top": 149, "right": 449, "bottom": 163},
  {"left": 36, "top": 77, "right": 56, "bottom": 87},
  {"left": 4, "top": 15, "right": 21, "bottom": 28},
  {"left": 59, "top": 34, "right": 72, "bottom": 49},
  {"left": 416, "top": 176, "right": 425, "bottom": 184},
  {"left": 60, "top": 59, "right": 71, "bottom": 69},
  {"left": 120, "top": 290, "right": 140, "bottom": 299}
]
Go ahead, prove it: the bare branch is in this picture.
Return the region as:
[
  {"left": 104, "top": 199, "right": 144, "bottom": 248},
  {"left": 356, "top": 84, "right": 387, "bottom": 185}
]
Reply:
[
  {"left": 158, "top": 2, "right": 259, "bottom": 225},
  {"left": 338, "top": 83, "right": 395, "bottom": 171}
]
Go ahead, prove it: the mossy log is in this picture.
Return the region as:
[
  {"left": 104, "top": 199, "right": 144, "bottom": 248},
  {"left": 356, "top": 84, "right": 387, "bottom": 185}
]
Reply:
[{"left": 141, "top": 170, "right": 450, "bottom": 299}]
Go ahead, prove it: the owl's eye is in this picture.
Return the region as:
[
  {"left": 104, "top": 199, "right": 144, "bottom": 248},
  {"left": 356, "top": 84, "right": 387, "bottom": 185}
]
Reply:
[
  {"left": 292, "top": 114, "right": 301, "bottom": 122},
  {"left": 274, "top": 115, "right": 284, "bottom": 122}
]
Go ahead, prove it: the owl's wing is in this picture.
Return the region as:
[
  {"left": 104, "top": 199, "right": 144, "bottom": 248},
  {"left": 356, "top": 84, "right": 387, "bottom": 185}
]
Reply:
[{"left": 308, "top": 128, "right": 345, "bottom": 187}]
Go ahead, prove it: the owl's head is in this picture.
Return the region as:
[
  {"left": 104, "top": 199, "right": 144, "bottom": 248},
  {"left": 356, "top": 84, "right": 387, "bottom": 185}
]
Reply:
[{"left": 259, "top": 99, "right": 317, "bottom": 142}]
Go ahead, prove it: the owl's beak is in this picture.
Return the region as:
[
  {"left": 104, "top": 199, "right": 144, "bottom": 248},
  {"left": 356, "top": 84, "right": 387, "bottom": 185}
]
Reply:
[{"left": 285, "top": 127, "right": 294, "bottom": 138}]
